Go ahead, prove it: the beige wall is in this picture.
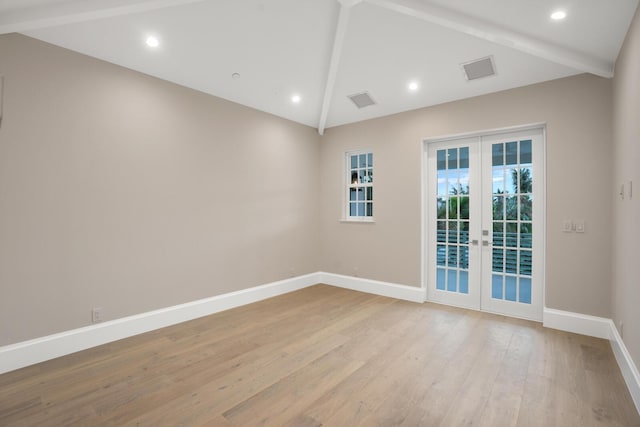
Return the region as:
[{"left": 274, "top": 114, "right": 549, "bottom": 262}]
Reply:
[
  {"left": 320, "top": 74, "right": 613, "bottom": 318},
  {"left": 0, "top": 34, "right": 321, "bottom": 345},
  {"left": 612, "top": 5, "right": 640, "bottom": 369},
  {"left": 0, "top": 32, "right": 620, "bottom": 347}
]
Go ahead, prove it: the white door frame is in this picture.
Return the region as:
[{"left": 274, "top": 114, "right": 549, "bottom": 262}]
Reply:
[
  {"left": 421, "top": 123, "right": 546, "bottom": 321},
  {"left": 425, "top": 137, "right": 482, "bottom": 310}
]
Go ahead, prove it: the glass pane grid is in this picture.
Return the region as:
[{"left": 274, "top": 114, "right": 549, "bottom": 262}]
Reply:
[
  {"left": 435, "top": 147, "right": 470, "bottom": 295},
  {"left": 491, "top": 140, "right": 533, "bottom": 305},
  {"left": 348, "top": 152, "right": 373, "bottom": 218}
]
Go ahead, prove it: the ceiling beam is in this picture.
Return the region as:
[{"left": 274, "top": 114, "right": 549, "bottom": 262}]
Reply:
[
  {"left": 0, "top": 0, "right": 207, "bottom": 35},
  {"left": 366, "top": 0, "right": 614, "bottom": 78},
  {"left": 317, "top": 0, "right": 363, "bottom": 135}
]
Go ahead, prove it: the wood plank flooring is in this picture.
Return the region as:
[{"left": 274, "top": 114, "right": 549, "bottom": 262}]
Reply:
[{"left": 1, "top": 285, "right": 638, "bottom": 426}]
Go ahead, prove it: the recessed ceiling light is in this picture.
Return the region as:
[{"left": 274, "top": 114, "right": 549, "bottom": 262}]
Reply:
[
  {"left": 551, "top": 10, "right": 567, "bottom": 20},
  {"left": 291, "top": 94, "right": 301, "bottom": 104},
  {"left": 145, "top": 36, "right": 159, "bottom": 48},
  {"left": 408, "top": 81, "right": 419, "bottom": 91},
  {"left": 232, "top": 73, "right": 241, "bottom": 80}
]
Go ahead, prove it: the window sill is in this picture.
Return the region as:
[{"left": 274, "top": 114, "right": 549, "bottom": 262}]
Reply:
[{"left": 340, "top": 218, "right": 376, "bottom": 224}]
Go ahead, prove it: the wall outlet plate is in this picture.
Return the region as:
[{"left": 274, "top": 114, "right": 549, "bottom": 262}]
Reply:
[{"left": 92, "top": 307, "right": 103, "bottom": 323}]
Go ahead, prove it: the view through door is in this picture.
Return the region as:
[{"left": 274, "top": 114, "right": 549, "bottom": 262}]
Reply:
[{"left": 425, "top": 127, "right": 544, "bottom": 321}]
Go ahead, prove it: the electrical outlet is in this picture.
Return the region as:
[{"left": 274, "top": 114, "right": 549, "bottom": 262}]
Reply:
[{"left": 92, "top": 307, "right": 103, "bottom": 323}]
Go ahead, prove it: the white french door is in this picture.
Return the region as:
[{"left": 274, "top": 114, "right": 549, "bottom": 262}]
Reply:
[{"left": 425, "top": 127, "right": 544, "bottom": 321}]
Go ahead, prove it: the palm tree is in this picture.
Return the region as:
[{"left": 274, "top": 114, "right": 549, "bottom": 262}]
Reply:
[
  {"left": 515, "top": 168, "right": 532, "bottom": 193},
  {"left": 502, "top": 168, "right": 533, "bottom": 220}
]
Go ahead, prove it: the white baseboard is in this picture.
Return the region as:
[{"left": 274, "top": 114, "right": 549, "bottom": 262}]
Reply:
[
  {"left": 5, "top": 272, "right": 636, "bottom": 416},
  {"left": 0, "top": 272, "right": 425, "bottom": 375},
  {"left": 0, "top": 273, "right": 319, "bottom": 375},
  {"left": 609, "top": 321, "right": 640, "bottom": 414},
  {"left": 543, "top": 307, "right": 640, "bottom": 415},
  {"left": 319, "top": 272, "right": 426, "bottom": 303},
  {"left": 542, "top": 307, "right": 611, "bottom": 339}
]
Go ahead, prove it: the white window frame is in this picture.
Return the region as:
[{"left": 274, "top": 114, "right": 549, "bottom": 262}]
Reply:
[{"left": 342, "top": 150, "right": 374, "bottom": 222}]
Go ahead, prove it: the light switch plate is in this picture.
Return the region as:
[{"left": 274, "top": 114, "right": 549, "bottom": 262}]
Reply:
[
  {"left": 575, "top": 220, "right": 585, "bottom": 233},
  {"left": 563, "top": 220, "right": 573, "bottom": 233}
]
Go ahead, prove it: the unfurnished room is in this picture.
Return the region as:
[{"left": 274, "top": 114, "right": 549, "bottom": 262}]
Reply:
[{"left": 0, "top": 0, "right": 639, "bottom": 426}]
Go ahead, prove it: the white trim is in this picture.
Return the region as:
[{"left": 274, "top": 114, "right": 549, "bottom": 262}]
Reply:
[
  {"left": 319, "top": 272, "right": 426, "bottom": 303},
  {"left": 0, "top": 272, "right": 427, "bottom": 374},
  {"left": 609, "top": 321, "right": 640, "bottom": 414},
  {"left": 420, "top": 136, "right": 427, "bottom": 299},
  {"left": 424, "top": 136, "right": 482, "bottom": 310},
  {"left": 317, "top": 0, "right": 358, "bottom": 135},
  {"left": 423, "top": 122, "right": 547, "bottom": 145},
  {"left": 0, "top": 0, "right": 208, "bottom": 35},
  {"left": 421, "top": 124, "right": 546, "bottom": 322},
  {"left": 541, "top": 126, "right": 547, "bottom": 324},
  {"left": 343, "top": 149, "right": 374, "bottom": 221},
  {"left": 365, "top": 0, "right": 613, "bottom": 78},
  {"left": 542, "top": 308, "right": 640, "bottom": 413},
  {"left": 479, "top": 128, "right": 545, "bottom": 321},
  {"left": 4, "top": 271, "right": 637, "bottom": 417},
  {"left": 542, "top": 307, "right": 611, "bottom": 339},
  {"left": 0, "top": 273, "right": 319, "bottom": 375}
]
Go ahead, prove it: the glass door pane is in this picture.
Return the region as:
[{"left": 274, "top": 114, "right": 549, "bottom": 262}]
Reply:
[
  {"left": 428, "top": 138, "right": 481, "bottom": 310},
  {"left": 489, "top": 139, "right": 533, "bottom": 305},
  {"left": 436, "top": 146, "right": 470, "bottom": 294},
  {"left": 480, "top": 129, "right": 543, "bottom": 321},
  {"left": 427, "top": 127, "right": 543, "bottom": 321}
]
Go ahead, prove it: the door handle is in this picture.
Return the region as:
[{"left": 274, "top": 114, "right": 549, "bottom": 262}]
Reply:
[
  {"left": 469, "top": 239, "right": 479, "bottom": 246},
  {"left": 482, "top": 240, "right": 493, "bottom": 246}
]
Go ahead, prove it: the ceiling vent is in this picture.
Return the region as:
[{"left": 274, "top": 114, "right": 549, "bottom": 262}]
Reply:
[
  {"left": 461, "top": 56, "right": 496, "bottom": 81},
  {"left": 348, "top": 91, "right": 376, "bottom": 109}
]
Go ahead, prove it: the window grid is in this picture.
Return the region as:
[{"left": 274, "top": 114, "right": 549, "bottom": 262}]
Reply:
[
  {"left": 436, "top": 147, "right": 470, "bottom": 294},
  {"left": 347, "top": 151, "right": 373, "bottom": 219},
  {"left": 491, "top": 139, "right": 533, "bottom": 304}
]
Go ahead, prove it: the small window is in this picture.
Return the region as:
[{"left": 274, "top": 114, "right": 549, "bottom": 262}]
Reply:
[{"left": 345, "top": 151, "right": 373, "bottom": 220}]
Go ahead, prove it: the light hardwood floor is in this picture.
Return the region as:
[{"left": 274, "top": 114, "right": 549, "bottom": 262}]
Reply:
[{"left": 1, "top": 285, "right": 638, "bottom": 426}]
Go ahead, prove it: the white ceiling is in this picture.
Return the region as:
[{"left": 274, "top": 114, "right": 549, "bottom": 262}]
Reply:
[{"left": 1, "top": 0, "right": 637, "bottom": 132}]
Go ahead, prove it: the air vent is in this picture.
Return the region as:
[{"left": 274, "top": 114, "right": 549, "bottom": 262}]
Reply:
[
  {"left": 348, "top": 91, "right": 376, "bottom": 109},
  {"left": 461, "top": 56, "right": 496, "bottom": 81}
]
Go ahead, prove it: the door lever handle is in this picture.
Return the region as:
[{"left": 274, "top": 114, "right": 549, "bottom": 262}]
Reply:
[
  {"left": 469, "top": 239, "right": 479, "bottom": 246},
  {"left": 482, "top": 240, "right": 493, "bottom": 246}
]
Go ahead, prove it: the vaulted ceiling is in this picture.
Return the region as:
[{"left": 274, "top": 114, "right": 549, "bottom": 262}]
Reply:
[{"left": 1, "top": 0, "right": 637, "bottom": 133}]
